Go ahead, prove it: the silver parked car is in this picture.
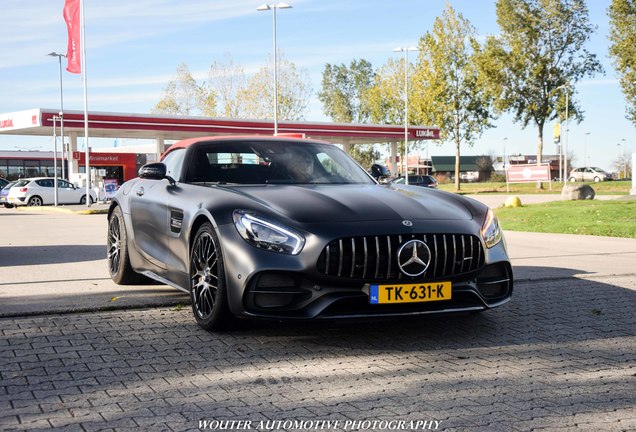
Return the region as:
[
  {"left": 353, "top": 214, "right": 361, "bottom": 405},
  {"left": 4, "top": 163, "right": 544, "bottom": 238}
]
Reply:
[
  {"left": 7, "top": 178, "right": 96, "bottom": 206},
  {"left": 568, "top": 167, "right": 613, "bottom": 182}
]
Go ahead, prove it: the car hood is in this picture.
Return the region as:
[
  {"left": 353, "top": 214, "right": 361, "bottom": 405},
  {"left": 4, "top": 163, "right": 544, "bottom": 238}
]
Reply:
[{"left": 226, "top": 184, "right": 479, "bottom": 224}]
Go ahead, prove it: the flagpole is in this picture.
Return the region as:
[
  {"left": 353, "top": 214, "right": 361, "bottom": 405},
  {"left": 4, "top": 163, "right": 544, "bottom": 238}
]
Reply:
[{"left": 80, "top": 0, "right": 90, "bottom": 207}]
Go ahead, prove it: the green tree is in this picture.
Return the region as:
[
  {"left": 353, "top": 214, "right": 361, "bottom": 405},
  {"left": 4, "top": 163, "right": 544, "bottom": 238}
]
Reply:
[
  {"left": 348, "top": 145, "right": 382, "bottom": 171},
  {"left": 411, "top": 2, "right": 494, "bottom": 191},
  {"left": 476, "top": 0, "right": 603, "bottom": 187},
  {"left": 318, "top": 59, "right": 374, "bottom": 123},
  {"left": 241, "top": 53, "right": 312, "bottom": 121},
  {"left": 608, "top": 0, "right": 636, "bottom": 125},
  {"left": 152, "top": 63, "right": 215, "bottom": 116},
  {"left": 367, "top": 58, "right": 406, "bottom": 126}
]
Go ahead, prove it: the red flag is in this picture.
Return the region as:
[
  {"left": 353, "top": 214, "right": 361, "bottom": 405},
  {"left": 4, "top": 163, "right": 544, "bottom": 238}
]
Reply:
[{"left": 63, "top": 0, "right": 81, "bottom": 74}]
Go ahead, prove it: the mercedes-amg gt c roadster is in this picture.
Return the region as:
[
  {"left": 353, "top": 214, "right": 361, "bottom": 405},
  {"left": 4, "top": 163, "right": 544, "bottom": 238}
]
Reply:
[{"left": 107, "top": 136, "right": 512, "bottom": 330}]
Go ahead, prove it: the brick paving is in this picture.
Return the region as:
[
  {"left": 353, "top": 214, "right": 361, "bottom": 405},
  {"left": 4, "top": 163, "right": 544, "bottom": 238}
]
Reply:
[{"left": 1, "top": 276, "right": 635, "bottom": 432}]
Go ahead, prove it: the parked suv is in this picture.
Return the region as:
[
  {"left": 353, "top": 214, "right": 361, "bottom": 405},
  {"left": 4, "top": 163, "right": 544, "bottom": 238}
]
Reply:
[
  {"left": 7, "top": 178, "right": 96, "bottom": 206},
  {"left": 568, "top": 167, "right": 612, "bottom": 182}
]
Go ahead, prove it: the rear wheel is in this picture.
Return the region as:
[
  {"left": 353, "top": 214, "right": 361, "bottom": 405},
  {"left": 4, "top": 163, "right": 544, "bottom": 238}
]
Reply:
[
  {"left": 190, "top": 223, "right": 232, "bottom": 331},
  {"left": 569, "top": 177, "right": 576, "bottom": 182},
  {"left": 107, "top": 206, "right": 142, "bottom": 284},
  {"left": 27, "top": 196, "right": 43, "bottom": 206}
]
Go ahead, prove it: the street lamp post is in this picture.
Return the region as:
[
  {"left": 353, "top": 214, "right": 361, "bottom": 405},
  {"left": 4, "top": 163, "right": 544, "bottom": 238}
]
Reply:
[
  {"left": 618, "top": 138, "right": 627, "bottom": 179},
  {"left": 257, "top": 2, "right": 292, "bottom": 136},
  {"left": 555, "top": 84, "right": 569, "bottom": 182},
  {"left": 584, "top": 132, "right": 591, "bottom": 167},
  {"left": 393, "top": 46, "right": 419, "bottom": 185},
  {"left": 48, "top": 52, "right": 66, "bottom": 179},
  {"left": 503, "top": 137, "right": 508, "bottom": 171},
  {"left": 52, "top": 116, "right": 59, "bottom": 206}
]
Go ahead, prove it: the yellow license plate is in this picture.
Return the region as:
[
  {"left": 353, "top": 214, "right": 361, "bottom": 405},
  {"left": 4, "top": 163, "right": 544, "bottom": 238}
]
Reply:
[{"left": 369, "top": 282, "right": 452, "bottom": 304}]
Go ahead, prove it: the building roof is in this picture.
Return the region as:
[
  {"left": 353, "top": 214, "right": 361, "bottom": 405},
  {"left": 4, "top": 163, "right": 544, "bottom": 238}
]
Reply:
[{"left": 431, "top": 156, "right": 483, "bottom": 172}]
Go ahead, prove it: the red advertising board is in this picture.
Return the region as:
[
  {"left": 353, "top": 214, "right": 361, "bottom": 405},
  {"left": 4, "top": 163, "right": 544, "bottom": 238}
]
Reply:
[
  {"left": 506, "top": 164, "right": 551, "bottom": 183},
  {"left": 506, "top": 164, "right": 552, "bottom": 191}
]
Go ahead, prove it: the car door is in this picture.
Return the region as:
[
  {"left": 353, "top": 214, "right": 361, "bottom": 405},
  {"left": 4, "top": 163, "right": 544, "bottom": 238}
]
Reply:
[
  {"left": 573, "top": 168, "right": 583, "bottom": 181},
  {"left": 129, "top": 178, "right": 171, "bottom": 271},
  {"left": 34, "top": 179, "right": 54, "bottom": 204},
  {"left": 57, "top": 180, "right": 78, "bottom": 204},
  {"left": 129, "top": 149, "right": 187, "bottom": 273}
]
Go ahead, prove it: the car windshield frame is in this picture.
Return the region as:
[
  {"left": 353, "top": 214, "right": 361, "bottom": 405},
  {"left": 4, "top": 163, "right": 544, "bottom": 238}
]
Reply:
[{"left": 185, "top": 140, "right": 376, "bottom": 186}]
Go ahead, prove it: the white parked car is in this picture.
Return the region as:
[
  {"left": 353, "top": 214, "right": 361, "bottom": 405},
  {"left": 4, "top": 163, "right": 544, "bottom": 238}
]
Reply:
[
  {"left": 7, "top": 178, "right": 97, "bottom": 206},
  {"left": 568, "top": 167, "right": 613, "bottom": 182}
]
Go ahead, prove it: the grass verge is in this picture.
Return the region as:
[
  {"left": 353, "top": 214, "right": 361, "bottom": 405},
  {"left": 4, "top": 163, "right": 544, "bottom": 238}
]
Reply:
[
  {"left": 494, "top": 199, "right": 636, "bottom": 238},
  {"left": 439, "top": 180, "right": 632, "bottom": 195}
]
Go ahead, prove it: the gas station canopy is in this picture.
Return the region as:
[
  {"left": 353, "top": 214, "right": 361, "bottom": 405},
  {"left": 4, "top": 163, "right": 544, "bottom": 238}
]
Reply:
[{"left": 0, "top": 108, "right": 440, "bottom": 145}]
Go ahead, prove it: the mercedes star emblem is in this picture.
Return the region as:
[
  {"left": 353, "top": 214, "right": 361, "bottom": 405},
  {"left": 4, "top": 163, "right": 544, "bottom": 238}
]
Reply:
[{"left": 397, "top": 239, "right": 431, "bottom": 277}]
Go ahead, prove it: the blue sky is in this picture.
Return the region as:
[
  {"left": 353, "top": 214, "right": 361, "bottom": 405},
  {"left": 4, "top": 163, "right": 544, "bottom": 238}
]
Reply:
[{"left": 0, "top": 0, "right": 633, "bottom": 172}]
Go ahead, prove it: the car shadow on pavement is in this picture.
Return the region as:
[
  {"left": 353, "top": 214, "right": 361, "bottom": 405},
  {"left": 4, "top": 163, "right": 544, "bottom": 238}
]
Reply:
[
  {"left": 1, "top": 266, "right": 633, "bottom": 431},
  {"left": 0, "top": 245, "right": 105, "bottom": 266},
  {"left": 219, "top": 265, "right": 636, "bottom": 351}
]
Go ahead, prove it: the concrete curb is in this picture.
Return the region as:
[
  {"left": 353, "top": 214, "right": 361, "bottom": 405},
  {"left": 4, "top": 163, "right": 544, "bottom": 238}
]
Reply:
[{"left": 13, "top": 204, "right": 109, "bottom": 215}]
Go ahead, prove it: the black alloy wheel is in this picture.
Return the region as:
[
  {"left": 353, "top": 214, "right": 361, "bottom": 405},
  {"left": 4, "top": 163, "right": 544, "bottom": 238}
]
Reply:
[
  {"left": 190, "top": 223, "right": 231, "bottom": 330},
  {"left": 107, "top": 206, "right": 140, "bottom": 284}
]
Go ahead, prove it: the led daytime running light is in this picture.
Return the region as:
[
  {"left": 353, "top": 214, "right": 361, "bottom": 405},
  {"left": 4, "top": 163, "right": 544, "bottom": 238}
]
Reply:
[
  {"left": 481, "top": 209, "right": 502, "bottom": 249},
  {"left": 233, "top": 211, "right": 305, "bottom": 255}
]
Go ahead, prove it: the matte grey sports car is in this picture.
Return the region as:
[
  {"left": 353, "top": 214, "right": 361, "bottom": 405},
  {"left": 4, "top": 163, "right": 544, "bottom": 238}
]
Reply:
[{"left": 107, "top": 136, "right": 512, "bottom": 330}]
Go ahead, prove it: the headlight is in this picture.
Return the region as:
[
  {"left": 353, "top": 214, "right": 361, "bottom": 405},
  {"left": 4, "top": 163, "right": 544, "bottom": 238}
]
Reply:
[
  {"left": 481, "top": 208, "right": 502, "bottom": 249},
  {"left": 233, "top": 210, "right": 305, "bottom": 255}
]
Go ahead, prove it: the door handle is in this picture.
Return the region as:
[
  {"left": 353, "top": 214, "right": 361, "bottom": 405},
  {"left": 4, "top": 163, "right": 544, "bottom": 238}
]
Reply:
[{"left": 136, "top": 187, "right": 144, "bottom": 197}]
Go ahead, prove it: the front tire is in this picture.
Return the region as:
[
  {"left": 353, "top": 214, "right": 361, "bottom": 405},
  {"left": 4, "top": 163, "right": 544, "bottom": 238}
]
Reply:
[
  {"left": 107, "top": 205, "right": 142, "bottom": 284},
  {"left": 80, "top": 195, "right": 93, "bottom": 205},
  {"left": 190, "top": 223, "right": 232, "bottom": 331}
]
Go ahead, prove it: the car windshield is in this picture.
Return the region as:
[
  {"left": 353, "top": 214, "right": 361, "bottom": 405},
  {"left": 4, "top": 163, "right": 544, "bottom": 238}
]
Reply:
[{"left": 187, "top": 140, "right": 375, "bottom": 185}]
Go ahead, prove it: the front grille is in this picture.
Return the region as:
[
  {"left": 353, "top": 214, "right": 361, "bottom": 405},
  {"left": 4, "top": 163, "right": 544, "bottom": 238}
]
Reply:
[{"left": 316, "top": 234, "right": 485, "bottom": 281}]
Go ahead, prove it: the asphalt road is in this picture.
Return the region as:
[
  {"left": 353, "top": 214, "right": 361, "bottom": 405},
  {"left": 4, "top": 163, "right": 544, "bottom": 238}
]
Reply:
[{"left": 1, "top": 204, "right": 635, "bottom": 431}]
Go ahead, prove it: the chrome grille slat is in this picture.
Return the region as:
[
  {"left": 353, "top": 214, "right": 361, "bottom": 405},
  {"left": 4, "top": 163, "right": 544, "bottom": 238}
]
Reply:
[
  {"left": 387, "top": 236, "right": 392, "bottom": 279},
  {"left": 374, "top": 236, "right": 380, "bottom": 279},
  {"left": 460, "top": 235, "right": 466, "bottom": 273},
  {"left": 337, "top": 239, "right": 344, "bottom": 277},
  {"left": 350, "top": 238, "right": 356, "bottom": 278},
  {"left": 362, "top": 237, "right": 368, "bottom": 278},
  {"left": 318, "top": 234, "right": 484, "bottom": 280}
]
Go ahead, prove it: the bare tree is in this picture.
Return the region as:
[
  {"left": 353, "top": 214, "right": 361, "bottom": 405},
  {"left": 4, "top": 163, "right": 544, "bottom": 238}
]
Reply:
[
  {"left": 240, "top": 53, "right": 312, "bottom": 121},
  {"left": 152, "top": 63, "right": 214, "bottom": 116},
  {"left": 205, "top": 53, "right": 248, "bottom": 118}
]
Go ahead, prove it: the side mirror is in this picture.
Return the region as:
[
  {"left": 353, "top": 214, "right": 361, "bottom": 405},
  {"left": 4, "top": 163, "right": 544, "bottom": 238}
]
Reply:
[
  {"left": 139, "top": 162, "right": 167, "bottom": 179},
  {"left": 138, "top": 163, "right": 176, "bottom": 185},
  {"left": 370, "top": 164, "right": 391, "bottom": 179}
]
